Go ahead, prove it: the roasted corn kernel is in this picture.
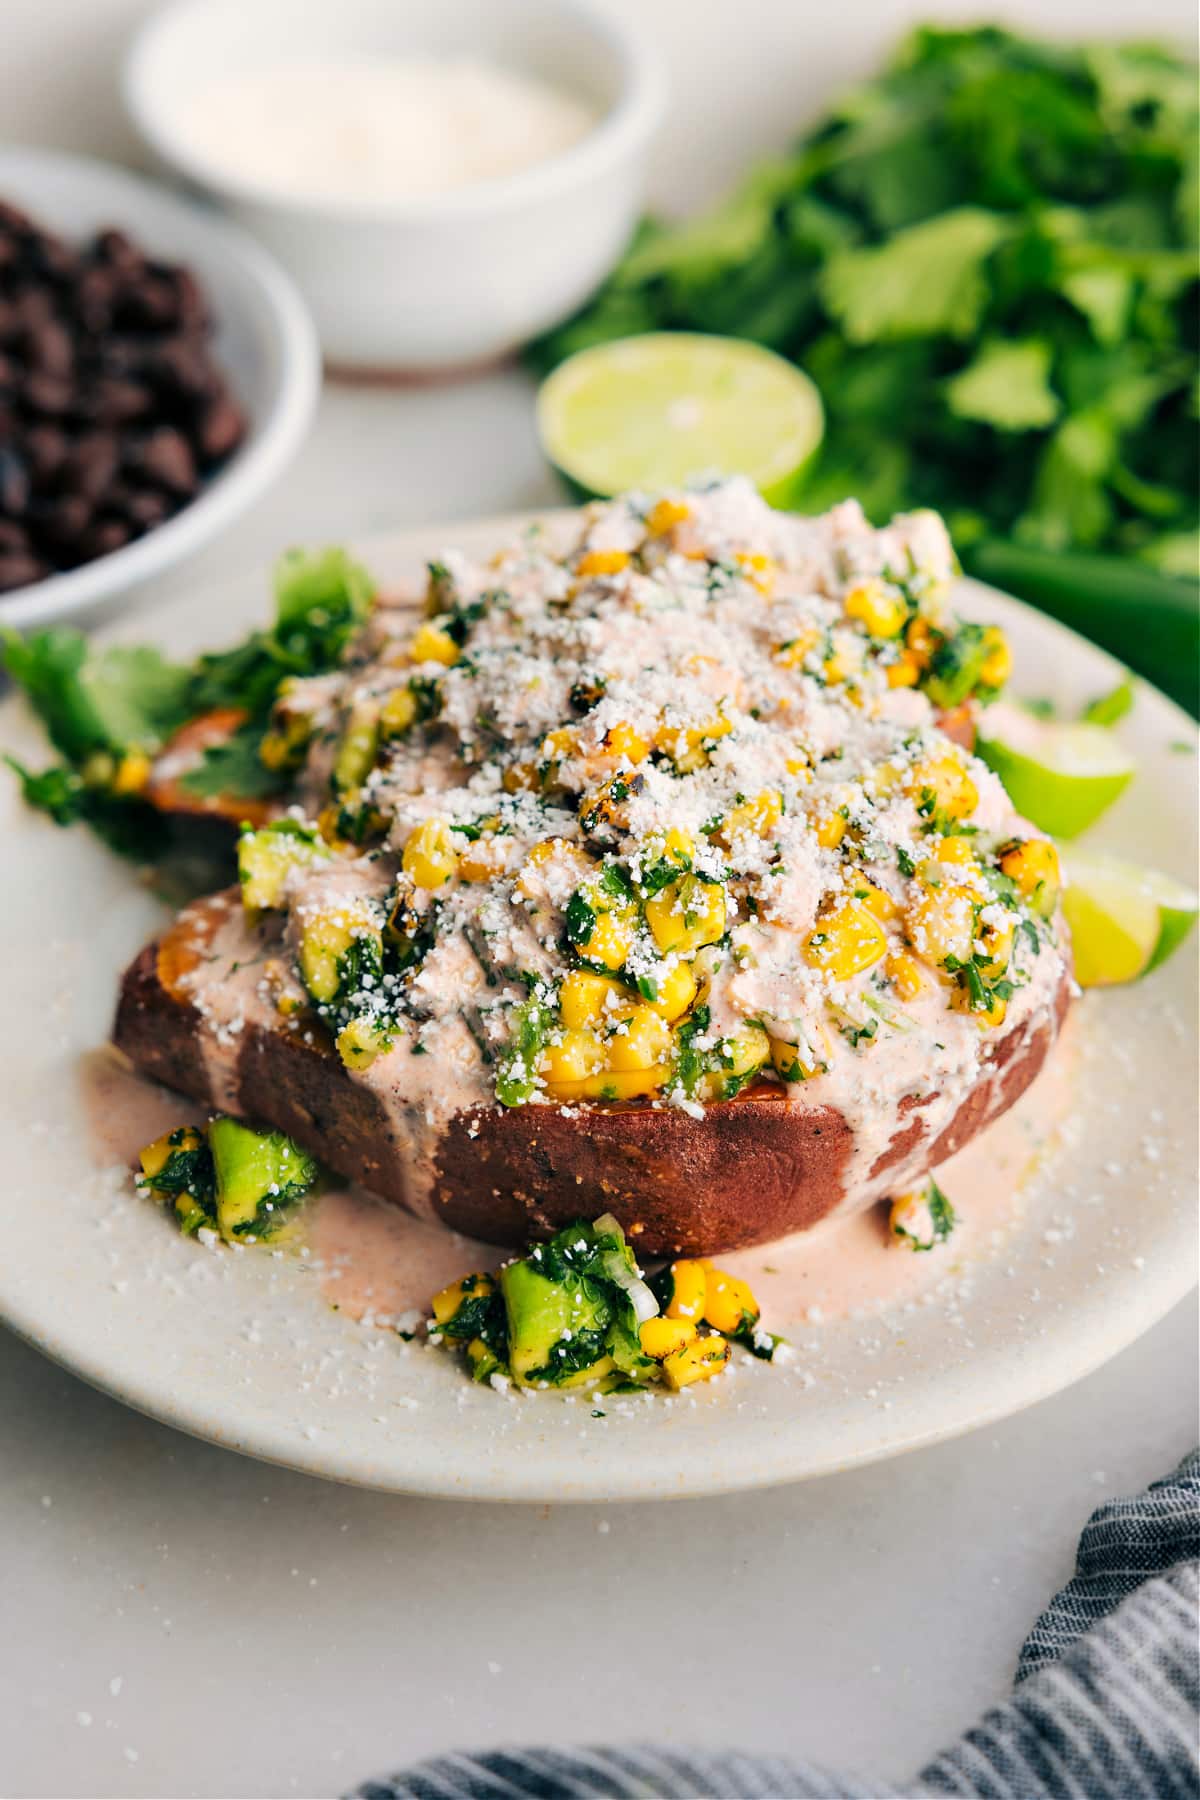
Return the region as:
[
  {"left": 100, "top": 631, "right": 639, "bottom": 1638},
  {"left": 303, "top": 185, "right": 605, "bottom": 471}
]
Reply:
[
  {"left": 886, "top": 650, "right": 922, "bottom": 688},
  {"left": 644, "top": 874, "right": 726, "bottom": 954},
  {"left": 602, "top": 721, "right": 651, "bottom": 764},
  {"left": 998, "top": 838, "right": 1060, "bottom": 917},
  {"left": 715, "top": 789, "right": 783, "bottom": 847},
  {"left": 409, "top": 622, "right": 460, "bottom": 666},
  {"left": 854, "top": 879, "right": 897, "bottom": 921},
  {"left": 702, "top": 1266, "right": 760, "bottom": 1335},
  {"left": 804, "top": 899, "right": 888, "bottom": 981},
  {"left": 735, "top": 550, "right": 776, "bottom": 595},
  {"left": 844, "top": 579, "right": 907, "bottom": 639},
  {"left": 402, "top": 817, "right": 460, "bottom": 889},
  {"left": 458, "top": 835, "right": 509, "bottom": 883},
  {"left": 644, "top": 957, "right": 698, "bottom": 1022},
  {"left": 769, "top": 1035, "right": 820, "bottom": 1081},
  {"left": 645, "top": 497, "right": 690, "bottom": 535},
  {"left": 951, "top": 985, "right": 1008, "bottom": 1029},
  {"left": 693, "top": 1022, "right": 771, "bottom": 1101},
  {"left": 140, "top": 1126, "right": 204, "bottom": 1181},
  {"left": 539, "top": 1028, "right": 607, "bottom": 1087},
  {"left": 906, "top": 752, "right": 979, "bottom": 823},
  {"left": 112, "top": 749, "right": 152, "bottom": 795},
  {"left": 664, "top": 1259, "right": 709, "bottom": 1322},
  {"left": 606, "top": 1003, "right": 672, "bottom": 1072},
  {"left": 379, "top": 684, "right": 418, "bottom": 740},
  {"left": 905, "top": 886, "right": 978, "bottom": 968},
  {"left": 886, "top": 949, "right": 924, "bottom": 1000},
  {"left": 639, "top": 1316, "right": 698, "bottom": 1360},
  {"left": 979, "top": 626, "right": 1013, "bottom": 688},
  {"left": 336, "top": 1015, "right": 394, "bottom": 1070},
  {"left": 559, "top": 969, "right": 626, "bottom": 1029},
  {"left": 814, "top": 808, "right": 849, "bottom": 850},
  {"left": 775, "top": 626, "right": 821, "bottom": 669},
  {"left": 576, "top": 548, "right": 631, "bottom": 578},
  {"left": 431, "top": 1273, "right": 494, "bottom": 1328},
  {"left": 662, "top": 1335, "right": 731, "bottom": 1390},
  {"left": 658, "top": 713, "right": 733, "bottom": 773},
  {"left": 976, "top": 916, "right": 1014, "bottom": 980}
]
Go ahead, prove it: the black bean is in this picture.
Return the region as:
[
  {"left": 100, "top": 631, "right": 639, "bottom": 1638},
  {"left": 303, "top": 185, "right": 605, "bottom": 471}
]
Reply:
[
  {"left": 23, "top": 318, "right": 74, "bottom": 379},
  {"left": 12, "top": 288, "right": 56, "bottom": 330},
  {"left": 115, "top": 276, "right": 179, "bottom": 332},
  {"left": 22, "top": 422, "right": 68, "bottom": 482},
  {"left": 21, "top": 371, "right": 74, "bottom": 416},
  {"left": 0, "top": 196, "right": 244, "bottom": 587},
  {"left": 151, "top": 335, "right": 220, "bottom": 402},
  {"left": 0, "top": 550, "right": 49, "bottom": 591},
  {"left": 90, "top": 376, "right": 154, "bottom": 425},
  {"left": 0, "top": 446, "right": 30, "bottom": 516},
  {"left": 63, "top": 431, "right": 120, "bottom": 505},
  {"left": 116, "top": 485, "right": 170, "bottom": 530},
  {"left": 93, "top": 229, "right": 144, "bottom": 273},
  {"left": 134, "top": 426, "right": 197, "bottom": 496},
  {"left": 74, "top": 263, "right": 117, "bottom": 330},
  {"left": 77, "top": 517, "right": 132, "bottom": 560},
  {"left": 195, "top": 392, "right": 246, "bottom": 461},
  {"left": 30, "top": 492, "right": 92, "bottom": 549}
]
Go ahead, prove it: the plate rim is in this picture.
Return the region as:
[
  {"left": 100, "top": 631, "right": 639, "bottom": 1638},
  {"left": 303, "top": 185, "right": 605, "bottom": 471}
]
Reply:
[{"left": 0, "top": 512, "right": 1196, "bottom": 1500}]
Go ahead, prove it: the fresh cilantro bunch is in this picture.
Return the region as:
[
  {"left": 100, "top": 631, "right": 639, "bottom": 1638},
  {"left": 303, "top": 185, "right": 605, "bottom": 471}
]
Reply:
[{"left": 532, "top": 27, "right": 1198, "bottom": 700}]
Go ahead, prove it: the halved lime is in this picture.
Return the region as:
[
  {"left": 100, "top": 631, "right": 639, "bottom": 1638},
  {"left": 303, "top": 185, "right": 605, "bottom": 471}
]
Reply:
[
  {"left": 976, "top": 706, "right": 1135, "bottom": 838},
  {"left": 536, "top": 333, "right": 824, "bottom": 506},
  {"left": 1063, "top": 852, "right": 1198, "bottom": 987}
]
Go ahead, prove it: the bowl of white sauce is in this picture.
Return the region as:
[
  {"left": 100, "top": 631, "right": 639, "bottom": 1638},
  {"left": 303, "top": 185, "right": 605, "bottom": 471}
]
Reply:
[{"left": 124, "top": 0, "right": 663, "bottom": 372}]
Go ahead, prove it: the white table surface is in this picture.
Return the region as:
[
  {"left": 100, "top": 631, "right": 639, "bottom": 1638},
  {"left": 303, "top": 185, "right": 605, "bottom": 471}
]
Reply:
[{"left": 2, "top": 4, "right": 1196, "bottom": 1797}]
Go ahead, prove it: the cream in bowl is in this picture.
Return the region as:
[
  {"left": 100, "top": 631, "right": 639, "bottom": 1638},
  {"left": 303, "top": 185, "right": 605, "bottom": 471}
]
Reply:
[
  {"left": 124, "top": 0, "right": 663, "bottom": 372},
  {"left": 172, "top": 56, "right": 600, "bottom": 206}
]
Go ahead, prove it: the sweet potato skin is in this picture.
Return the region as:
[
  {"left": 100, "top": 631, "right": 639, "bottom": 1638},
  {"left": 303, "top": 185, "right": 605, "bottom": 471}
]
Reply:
[{"left": 113, "top": 933, "right": 1070, "bottom": 1257}]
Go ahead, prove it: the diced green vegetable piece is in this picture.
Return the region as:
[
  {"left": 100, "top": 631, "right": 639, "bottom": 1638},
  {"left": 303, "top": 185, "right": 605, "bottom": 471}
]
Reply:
[
  {"left": 500, "top": 1259, "right": 613, "bottom": 1387},
  {"left": 298, "top": 907, "right": 384, "bottom": 1009},
  {"left": 207, "top": 1117, "right": 318, "bottom": 1241},
  {"left": 331, "top": 698, "right": 381, "bottom": 796},
  {"left": 237, "top": 819, "right": 330, "bottom": 913},
  {"left": 495, "top": 988, "right": 557, "bottom": 1107}
]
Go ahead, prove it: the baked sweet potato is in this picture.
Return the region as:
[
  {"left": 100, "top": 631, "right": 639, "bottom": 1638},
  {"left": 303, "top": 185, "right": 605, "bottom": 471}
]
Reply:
[
  {"left": 143, "top": 707, "right": 277, "bottom": 830},
  {"left": 113, "top": 893, "right": 1070, "bottom": 1258},
  {"left": 108, "top": 487, "right": 1074, "bottom": 1258}
]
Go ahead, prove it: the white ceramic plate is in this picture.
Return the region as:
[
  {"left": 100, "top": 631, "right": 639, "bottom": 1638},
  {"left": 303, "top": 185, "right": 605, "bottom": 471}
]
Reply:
[
  {"left": 0, "top": 147, "right": 319, "bottom": 630},
  {"left": 0, "top": 517, "right": 1195, "bottom": 1501}
]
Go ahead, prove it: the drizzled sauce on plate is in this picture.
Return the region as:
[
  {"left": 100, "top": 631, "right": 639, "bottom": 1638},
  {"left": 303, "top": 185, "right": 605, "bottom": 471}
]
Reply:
[{"left": 82, "top": 1009, "right": 1077, "bottom": 1334}]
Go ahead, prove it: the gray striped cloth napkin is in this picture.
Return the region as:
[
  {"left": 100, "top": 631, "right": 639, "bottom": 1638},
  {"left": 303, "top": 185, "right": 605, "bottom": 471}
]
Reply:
[{"left": 352, "top": 1449, "right": 1199, "bottom": 1800}]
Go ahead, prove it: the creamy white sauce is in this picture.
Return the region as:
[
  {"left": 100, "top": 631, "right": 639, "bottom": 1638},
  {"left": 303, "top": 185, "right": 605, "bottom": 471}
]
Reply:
[{"left": 175, "top": 57, "right": 598, "bottom": 204}]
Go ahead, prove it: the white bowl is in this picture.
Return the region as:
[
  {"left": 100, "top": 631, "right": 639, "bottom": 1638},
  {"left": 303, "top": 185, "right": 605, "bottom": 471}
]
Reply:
[
  {"left": 0, "top": 147, "right": 320, "bottom": 633},
  {"left": 123, "top": 0, "right": 664, "bottom": 372}
]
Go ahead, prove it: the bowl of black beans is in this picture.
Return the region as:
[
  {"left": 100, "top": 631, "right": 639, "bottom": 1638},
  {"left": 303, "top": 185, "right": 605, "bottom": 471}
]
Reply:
[{"left": 0, "top": 147, "right": 319, "bottom": 630}]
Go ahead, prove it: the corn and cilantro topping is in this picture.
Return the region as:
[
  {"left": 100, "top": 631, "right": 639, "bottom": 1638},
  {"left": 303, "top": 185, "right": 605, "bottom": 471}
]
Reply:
[
  {"left": 888, "top": 1178, "right": 957, "bottom": 1252},
  {"left": 429, "top": 1217, "right": 783, "bottom": 1394},
  {"left": 137, "top": 1117, "right": 318, "bottom": 1243},
  {"left": 229, "top": 481, "right": 1062, "bottom": 1122}
]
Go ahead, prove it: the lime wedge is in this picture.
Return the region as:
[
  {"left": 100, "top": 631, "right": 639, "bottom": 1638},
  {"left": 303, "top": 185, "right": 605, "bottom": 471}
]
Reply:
[
  {"left": 977, "top": 706, "right": 1135, "bottom": 838},
  {"left": 1063, "top": 852, "right": 1198, "bottom": 987},
  {"left": 536, "top": 333, "right": 824, "bottom": 506}
]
